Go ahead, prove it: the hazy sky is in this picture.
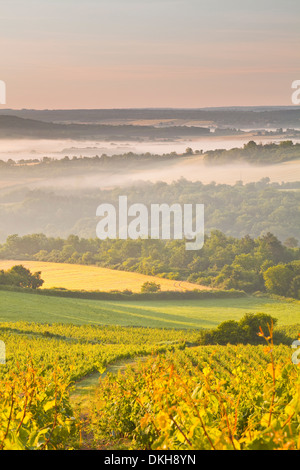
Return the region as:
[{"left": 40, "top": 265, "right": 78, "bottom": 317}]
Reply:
[{"left": 1, "top": 0, "right": 300, "bottom": 109}]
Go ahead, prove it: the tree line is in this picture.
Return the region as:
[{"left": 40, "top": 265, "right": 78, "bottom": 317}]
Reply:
[
  {"left": 1, "top": 141, "right": 299, "bottom": 168},
  {"left": 204, "top": 140, "right": 300, "bottom": 164},
  {"left": 0, "top": 230, "right": 299, "bottom": 299},
  {"left": 0, "top": 178, "right": 299, "bottom": 243}
]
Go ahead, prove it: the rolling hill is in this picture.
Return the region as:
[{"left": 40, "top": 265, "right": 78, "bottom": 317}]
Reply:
[
  {"left": 0, "top": 289, "right": 299, "bottom": 328},
  {"left": 0, "top": 260, "right": 203, "bottom": 293}
]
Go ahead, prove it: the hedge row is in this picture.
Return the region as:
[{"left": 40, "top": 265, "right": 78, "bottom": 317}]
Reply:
[{"left": 0, "top": 285, "right": 247, "bottom": 301}]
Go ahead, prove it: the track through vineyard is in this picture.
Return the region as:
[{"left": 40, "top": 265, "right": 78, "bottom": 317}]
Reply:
[{"left": 1, "top": 321, "right": 300, "bottom": 450}]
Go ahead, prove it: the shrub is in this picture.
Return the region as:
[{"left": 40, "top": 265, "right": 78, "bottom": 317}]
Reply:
[
  {"left": 141, "top": 281, "right": 161, "bottom": 293},
  {"left": 199, "top": 313, "right": 280, "bottom": 345}
]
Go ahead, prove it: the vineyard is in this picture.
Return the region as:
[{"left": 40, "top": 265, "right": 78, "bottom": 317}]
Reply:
[
  {"left": 0, "top": 322, "right": 198, "bottom": 450},
  {"left": 0, "top": 321, "right": 300, "bottom": 450},
  {"left": 89, "top": 336, "right": 300, "bottom": 450}
]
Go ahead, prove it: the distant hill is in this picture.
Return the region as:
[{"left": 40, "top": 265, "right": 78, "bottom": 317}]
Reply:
[
  {"left": 0, "top": 115, "right": 211, "bottom": 140},
  {"left": 1, "top": 107, "right": 300, "bottom": 128}
]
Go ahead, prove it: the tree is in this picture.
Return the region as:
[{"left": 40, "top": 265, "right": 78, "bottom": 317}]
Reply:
[
  {"left": 199, "top": 313, "right": 278, "bottom": 345},
  {"left": 284, "top": 237, "right": 299, "bottom": 248},
  {"left": 29, "top": 271, "right": 44, "bottom": 289},
  {"left": 7, "top": 265, "right": 44, "bottom": 289},
  {"left": 141, "top": 281, "right": 161, "bottom": 293},
  {"left": 257, "top": 232, "right": 287, "bottom": 264},
  {"left": 209, "top": 320, "right": 242, "bottom": 345},
  {"left": 290, "top": 275, "right": 300, "bottom": 299},
  {"left": 263, "top": 264, "right": 294, "bottom": 297},
  {"left": 238, "top": 313, "right": 278, "bottom": 344}
]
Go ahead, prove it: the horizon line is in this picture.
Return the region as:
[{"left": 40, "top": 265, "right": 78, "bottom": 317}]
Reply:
[{"left": 0, "top": 105, "right": 299, "bottom": 112}]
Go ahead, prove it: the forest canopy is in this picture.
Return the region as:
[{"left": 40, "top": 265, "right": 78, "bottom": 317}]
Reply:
[
  {"left": 0, "top": 178, "right": 299, "bottom": 242},
  {"left": 0, "top": 230, "right": 299, "bottom": 299}
]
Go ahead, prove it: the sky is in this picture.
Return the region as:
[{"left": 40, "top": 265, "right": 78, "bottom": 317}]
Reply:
[{"left": 0, "top": 0, "right": 300, "bottom": 109}]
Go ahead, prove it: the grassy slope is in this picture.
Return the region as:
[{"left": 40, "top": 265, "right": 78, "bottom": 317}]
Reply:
[
  {"left": 0, "top": 289, "right": 299, "bottom": 329},
  {"left": 0, "top": 260, "right": 203, "bottom": 293}
]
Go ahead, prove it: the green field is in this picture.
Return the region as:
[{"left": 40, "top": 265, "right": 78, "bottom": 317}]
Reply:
[{"left": 0, "top": 289, "right": 299, "bottom": 329}]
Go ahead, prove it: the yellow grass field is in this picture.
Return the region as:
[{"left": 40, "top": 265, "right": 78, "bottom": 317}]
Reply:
[{"left": 0, "top": 260, "right": 205, "bottom": 293}]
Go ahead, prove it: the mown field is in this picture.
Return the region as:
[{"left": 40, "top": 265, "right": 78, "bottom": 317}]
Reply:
[
  {"left": 0, "top": 289, "right": 299, "bottom": 328},
  {"left": 0, "top": 260, "right": 202, "bottom": 293}
]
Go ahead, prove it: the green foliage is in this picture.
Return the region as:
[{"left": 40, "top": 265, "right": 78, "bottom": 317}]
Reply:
[
  {"left": 0, "top": 361, "right": 76, "bottom": 450},
  {"left": 264, "top": 261, "right": 300, "bottom": 298},
  {"left": 88, "top": 341, "right": 300, "bottom": 450},
  {"left": 0, "top": 322, "right": 200, "bottom": 449},
  {"left": 1, "top": 321, "right": 299, "bottom": 450},
  {"left": 239, "top": 313, "right": 278, "bottom": 344},
  {"left": 199, "top": 313, "right": 279, "bottom": 345},
  {"left": 0, "top": 178, "right": 300, "bottom": 243},
  {"left": 204, "top": 140, "right": 300, "bottom": 164},
  {"left": 141, "top": 281, "right": 161, "bottom": 293},
  {"left": 0, "top": 264, "right": 44, "bottom": 289},
  {"left": 0, "top": 229, "right": 299, "bottom": 297}
]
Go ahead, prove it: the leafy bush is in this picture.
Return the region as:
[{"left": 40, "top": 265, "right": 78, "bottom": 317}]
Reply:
[
  {"left": 199, "top": 313, "right": 280, "bottom": 345},
  {"left": 141, "top": 281, "right": 161, "bottom": 293},
  {"left": 0, "top": 265, "right": 44, "bottom": 289}
]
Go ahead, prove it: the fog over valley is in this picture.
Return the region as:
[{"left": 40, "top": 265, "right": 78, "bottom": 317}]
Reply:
[{"left": 0, "top": 108, "right": 299, "bottom": 241}]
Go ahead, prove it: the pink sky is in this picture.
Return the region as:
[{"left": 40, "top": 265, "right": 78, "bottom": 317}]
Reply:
[{"left": 1, "top": 0, "right": 300, "bottom": 109}]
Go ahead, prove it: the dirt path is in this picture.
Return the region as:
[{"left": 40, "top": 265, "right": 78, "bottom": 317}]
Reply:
[
  {"left": 69, "top": 356, "right": 149, "bottom": 449},
  {"left": 69, "top": 356, "right": 148, "bottom": 414},
  {"left": 69, "top": 345, "right": 198, "bottom": 449}
]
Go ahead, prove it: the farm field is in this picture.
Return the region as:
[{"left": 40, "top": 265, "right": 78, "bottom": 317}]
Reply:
[
  {"left": 89, "top": 342, "right": 300, "bottom": 450},
  {"left": 0, "top": 260, "right": 202, "bottom": 293},
  {"left": 0, "top": 322, "right": 199, "bottom": 450},
  {"left": 0, "top": 289, "right": 299, "bottom": 328},
  {"left": 0, "top": 321, "right": 299, "bottom": 450}
]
